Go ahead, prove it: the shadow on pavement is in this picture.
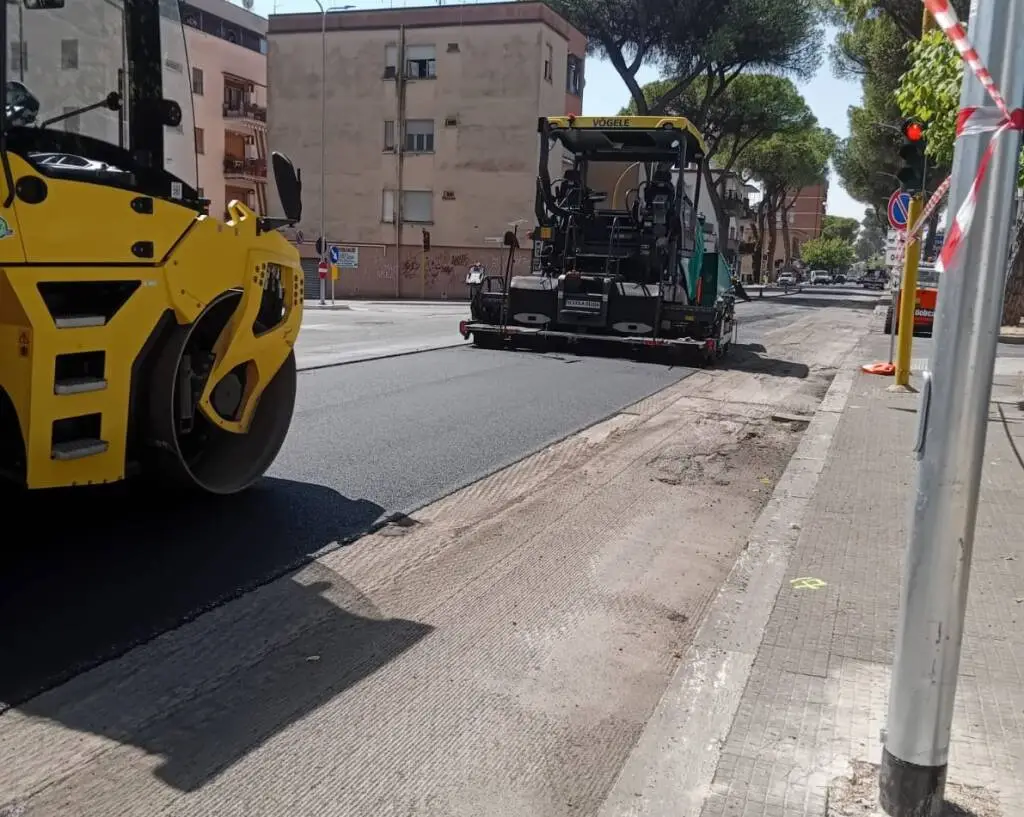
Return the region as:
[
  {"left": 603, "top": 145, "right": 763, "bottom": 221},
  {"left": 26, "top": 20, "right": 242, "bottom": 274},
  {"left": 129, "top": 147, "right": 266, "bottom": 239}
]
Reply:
[
  {"left": 14, "top": 566, "right": 432, "bottom": 793},
  {"left": 771, "top": 294, "right": 881, "bottom": 311},
  {"left": 0, "top": 477, "right": 385, "bottom": 710},
  {"left": 727, "top": 344, "right": 810, "bottom": 379}
]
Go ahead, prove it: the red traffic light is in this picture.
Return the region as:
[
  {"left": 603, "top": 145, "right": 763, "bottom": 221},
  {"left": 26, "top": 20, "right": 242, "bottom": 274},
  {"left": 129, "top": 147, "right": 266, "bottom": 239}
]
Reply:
[{"left": 903, "top": 120, "right": 924, "bottom": 142}]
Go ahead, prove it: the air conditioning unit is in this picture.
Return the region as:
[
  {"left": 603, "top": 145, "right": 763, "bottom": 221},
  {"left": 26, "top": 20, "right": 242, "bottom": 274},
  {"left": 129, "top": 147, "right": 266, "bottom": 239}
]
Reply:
[
  {"left": 444, "top": 117, "right": 457, "bottom": 128},
  {"left": 447, "top": 42, "right": 460, "bottom": 52},
  {"left": 383, "top": 65, "right": 397, "bottom": 79}
]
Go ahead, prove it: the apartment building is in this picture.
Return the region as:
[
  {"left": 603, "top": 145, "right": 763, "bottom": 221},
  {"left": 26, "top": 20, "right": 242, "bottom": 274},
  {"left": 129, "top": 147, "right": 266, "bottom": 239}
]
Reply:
[
  {"left": 7, "top": 0, "right": 268, "bottom": 220},
  {"left": 770, "top": 180, "right": 828, "bottom": 269},
  {"left": 267, "top": 2, "right": 587, "bottom": 299},
  {"left": 182, "top": 0, "right": 270, "bottom": 221}
]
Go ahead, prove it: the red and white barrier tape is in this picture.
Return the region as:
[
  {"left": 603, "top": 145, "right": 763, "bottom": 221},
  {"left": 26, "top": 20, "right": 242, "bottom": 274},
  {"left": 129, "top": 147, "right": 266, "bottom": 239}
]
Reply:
[{"left": 922, "top": 0, "right": 1024, "bottom": 273}]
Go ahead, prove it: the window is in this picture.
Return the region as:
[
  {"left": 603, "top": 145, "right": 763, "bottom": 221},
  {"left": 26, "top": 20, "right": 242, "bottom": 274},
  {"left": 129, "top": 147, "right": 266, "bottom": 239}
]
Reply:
[
  {"left": 195, "top": 127, "right": 205, "bottom": 154},
  {"left": 381, "top": 189, "right": 433, "bottom": 223},
  {"left": 383, "top": 120, "right": 395, "bottom": 151},
  {"left": 406, "top": 45, "right": 436, "bottom": 78},
  {"left": 10, "top": 42, "right": 25, "bottom": 73},
  {"left": 62, "top": 107, "right": 79, "bottom": 134},
  {"left": 192, "top": 66, "right": 204, "bottom": 95},
  {"left": 544, "top": 43, "right": 553, "bottom": 82},
  {"left": 405, "top": 119, "right": 434, "bottom": 153},
  {"left": 61, "top": 39, "right": 78, "bottom": 70},
  {"left": 384, "top": 44, "right": 398, "bottom": 77},
  {"left": 566, "top": 54, "right": 582, "bottom": 95},
  {"left": 197, "top": 186, "right": 205, "bottom": 198}
]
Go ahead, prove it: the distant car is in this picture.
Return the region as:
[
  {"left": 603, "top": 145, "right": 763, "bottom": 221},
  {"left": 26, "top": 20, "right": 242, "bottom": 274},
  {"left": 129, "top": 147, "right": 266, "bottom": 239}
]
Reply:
[
  {"left": 832, "top": 273, "right": 846, "bottom": 284},
  {"left": 811, "top": 270, "right": 831, "bottom": 285},
  {"left": 862, "top": 270, "right": 887, "bottom": 290},
  {"left": 777, "top": 271, "right": 797, "bottom": 287}
]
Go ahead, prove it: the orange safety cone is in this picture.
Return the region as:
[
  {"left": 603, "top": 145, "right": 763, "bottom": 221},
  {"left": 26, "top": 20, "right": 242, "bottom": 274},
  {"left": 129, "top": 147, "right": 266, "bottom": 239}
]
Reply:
[{"left": 862, "top": 361, "right": 896, "bottom": 375}]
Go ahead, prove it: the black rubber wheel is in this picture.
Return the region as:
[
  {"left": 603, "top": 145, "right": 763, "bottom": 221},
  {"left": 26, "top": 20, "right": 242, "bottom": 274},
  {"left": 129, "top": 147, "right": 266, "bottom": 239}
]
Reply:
[
  {"left": 145, "top": 291, "right": 298, "bottom": 495},
  {"left": 884, "top": 308, "right": 895, "bottom": 335}
]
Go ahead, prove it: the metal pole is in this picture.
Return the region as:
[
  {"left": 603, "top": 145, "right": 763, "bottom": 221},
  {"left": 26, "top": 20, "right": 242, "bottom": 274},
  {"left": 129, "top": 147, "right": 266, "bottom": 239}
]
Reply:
[
  {"left": 316, "top": 0, "right": 327, "bottom": 305},
  {"left": 880, "top": 1, "right": 1024, "bottom": 814}
]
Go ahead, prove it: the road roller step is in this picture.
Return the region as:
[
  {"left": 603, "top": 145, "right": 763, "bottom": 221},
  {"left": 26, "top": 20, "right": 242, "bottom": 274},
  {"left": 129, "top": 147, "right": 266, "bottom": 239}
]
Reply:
[
  {"left": 51, "top": 438, "right": 109, "bottom": 461},
  {"left": 54, "top": 376, "right": 107, "bottom": 395},
  {"left": 54, "top": 314, "right": 107, "bottom": 329}
]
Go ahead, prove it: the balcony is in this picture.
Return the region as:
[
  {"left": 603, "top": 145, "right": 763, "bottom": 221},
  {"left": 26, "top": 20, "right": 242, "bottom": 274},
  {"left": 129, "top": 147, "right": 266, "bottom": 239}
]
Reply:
[
  {"left": 738, "top": 240, "right": 757, "bottom": 255},
  {"left": 223, "top": 101, "right": 267, "bottom": 124},
  {"left": 721, "top": 191, "right": 748, "bottom": 217},
  {"left": 223, "top": 156, "right": 267, "bottom": 180}
]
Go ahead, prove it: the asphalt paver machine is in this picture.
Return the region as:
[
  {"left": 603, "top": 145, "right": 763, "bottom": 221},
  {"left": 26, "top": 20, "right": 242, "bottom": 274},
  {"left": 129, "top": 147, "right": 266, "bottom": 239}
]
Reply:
[
  {"left": 460, "top": 115, "right": 737, "bottom": 363},
  {"left": 0, "top": 0, "right": 305, "bottom": 493}
]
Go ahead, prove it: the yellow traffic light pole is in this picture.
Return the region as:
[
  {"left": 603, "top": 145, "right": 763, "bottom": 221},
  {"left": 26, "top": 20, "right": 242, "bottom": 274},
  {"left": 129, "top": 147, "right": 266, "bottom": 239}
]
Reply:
[
  {"left": 894, "top": 195, "right": 923, "bottom": 387},
  {"left": 892, "top": 6, "right": 938, "bottom": 389}
]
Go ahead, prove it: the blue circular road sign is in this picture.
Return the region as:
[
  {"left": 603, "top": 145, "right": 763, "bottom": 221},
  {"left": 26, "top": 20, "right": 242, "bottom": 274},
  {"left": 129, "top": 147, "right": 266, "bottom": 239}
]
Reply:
[
  {"left": 888, "top": 191, "right": 912, "bottom": 230},
  {"left": 329, "top": 245, "right": 340, "bottom": 264}
]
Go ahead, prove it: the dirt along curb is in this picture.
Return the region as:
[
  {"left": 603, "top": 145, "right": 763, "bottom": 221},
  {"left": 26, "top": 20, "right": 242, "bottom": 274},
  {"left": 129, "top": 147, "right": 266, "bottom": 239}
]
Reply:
[{"left": 596, "top": 337, "right": 865, "bottom": 817}]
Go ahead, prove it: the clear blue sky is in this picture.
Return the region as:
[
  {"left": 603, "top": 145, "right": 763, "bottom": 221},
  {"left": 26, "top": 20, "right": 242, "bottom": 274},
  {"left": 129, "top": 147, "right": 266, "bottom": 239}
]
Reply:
[{"left": 255, "top": 0, "right": 866, "bottom": 220}]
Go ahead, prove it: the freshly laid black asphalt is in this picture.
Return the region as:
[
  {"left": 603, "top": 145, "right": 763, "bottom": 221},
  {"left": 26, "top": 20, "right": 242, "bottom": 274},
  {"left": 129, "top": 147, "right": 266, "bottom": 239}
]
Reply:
[{"left": 1, "top": 296, "right": 821, "bottom": 708}]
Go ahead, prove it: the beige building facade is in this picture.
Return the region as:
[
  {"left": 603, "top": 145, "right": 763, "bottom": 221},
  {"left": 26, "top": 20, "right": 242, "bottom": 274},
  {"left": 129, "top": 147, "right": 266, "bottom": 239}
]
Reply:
[
  {"left": 182, "top": 0, "right": 270, "bottom": 221},
  {"left": 267, "top": 2, "right": 586, "bottom": 299}
]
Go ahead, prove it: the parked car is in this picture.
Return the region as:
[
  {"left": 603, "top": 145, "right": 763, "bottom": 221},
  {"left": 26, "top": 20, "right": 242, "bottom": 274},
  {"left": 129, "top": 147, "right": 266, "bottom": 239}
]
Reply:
[
  {"left": 811, "top": 270, "right": 831, "bottom": 285},
  {"left": 777, "top": 271, "right": 797, "bottom": 287},
  {"left": 832, "top": 272, "right": 847, "bottom": 284}
]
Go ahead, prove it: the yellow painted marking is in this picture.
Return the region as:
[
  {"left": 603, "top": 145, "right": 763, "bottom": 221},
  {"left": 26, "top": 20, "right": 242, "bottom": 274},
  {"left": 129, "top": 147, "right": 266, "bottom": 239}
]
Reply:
[{"left": 790, "top": 577, "right": 827, "bottom": 591}]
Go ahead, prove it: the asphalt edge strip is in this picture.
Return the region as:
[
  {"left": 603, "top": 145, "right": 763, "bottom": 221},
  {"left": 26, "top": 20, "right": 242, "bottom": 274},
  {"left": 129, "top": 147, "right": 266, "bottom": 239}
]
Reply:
[
  {"left": 297, "top": 339, "right": 469, "bottom": 373},
  {"left": 595, "top": 337, "right": 864, "bottom": 817}
]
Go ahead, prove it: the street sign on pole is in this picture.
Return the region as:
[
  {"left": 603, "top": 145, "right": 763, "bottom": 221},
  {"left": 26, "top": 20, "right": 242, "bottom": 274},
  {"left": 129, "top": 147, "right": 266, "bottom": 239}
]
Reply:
[
  {"left": 317, "top": 260, "right": 329, "bottom": 280},
  {"left": 887, "top": 190, "right": 912, "bottom": 230},
  {"left": 328, "top": 245, "right": 340, "bottom": 265}
]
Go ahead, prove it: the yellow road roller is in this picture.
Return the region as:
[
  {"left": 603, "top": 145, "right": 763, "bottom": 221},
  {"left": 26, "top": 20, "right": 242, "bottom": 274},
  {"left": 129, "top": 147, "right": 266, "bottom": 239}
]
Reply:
[{"left": 0, "top": 0, "right": 304, "bottom": 493}]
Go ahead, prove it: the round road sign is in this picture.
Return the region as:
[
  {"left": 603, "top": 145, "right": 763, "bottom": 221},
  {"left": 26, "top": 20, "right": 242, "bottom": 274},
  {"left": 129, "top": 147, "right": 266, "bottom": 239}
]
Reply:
[
  {"left": 318, "top": 260, "right": 329, "bottom": 279},
  {"left": 888, "top": 190, "right": 912, "bottom": 230}
]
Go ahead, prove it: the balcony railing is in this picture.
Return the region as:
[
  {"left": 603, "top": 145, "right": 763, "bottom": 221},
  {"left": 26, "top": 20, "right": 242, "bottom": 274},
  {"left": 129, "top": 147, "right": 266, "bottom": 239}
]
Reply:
[
  {"left": 224, "top": 156, "right": 267, "bottom": 179},
  {"left": 223, "top": 101, "right": 268, "bottom": 122}
]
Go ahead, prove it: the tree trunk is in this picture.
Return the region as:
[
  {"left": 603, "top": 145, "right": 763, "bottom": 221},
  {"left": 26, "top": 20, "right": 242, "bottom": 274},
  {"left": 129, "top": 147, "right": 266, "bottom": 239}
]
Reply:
[
  {"left": 1000, "top": 214, "right": 1024, "bottom": 327},
  {"left": 767, "top": 216, "right": 778, "bottom": 280},
  {"left": 781, "top": 210, "right": 792, "bottom": 266},
  {"left": 701, "top": 164, "right": 728, "bottom": 251},
  {"left": 923, "top": 208, "right": 941, "bottom": 260}
]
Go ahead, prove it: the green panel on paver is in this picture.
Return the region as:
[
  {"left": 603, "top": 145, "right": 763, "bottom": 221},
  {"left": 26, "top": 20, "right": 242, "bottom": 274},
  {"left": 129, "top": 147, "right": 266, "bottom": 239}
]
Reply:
[{"left": 695, "top": 251, "right": 732, "bottom": 307}]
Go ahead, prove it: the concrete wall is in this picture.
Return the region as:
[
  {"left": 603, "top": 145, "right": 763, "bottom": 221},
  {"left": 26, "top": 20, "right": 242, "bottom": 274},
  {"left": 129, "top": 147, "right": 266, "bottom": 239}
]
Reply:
[{"left": 300, "top": 242, "right": 531, "bottom": 300}]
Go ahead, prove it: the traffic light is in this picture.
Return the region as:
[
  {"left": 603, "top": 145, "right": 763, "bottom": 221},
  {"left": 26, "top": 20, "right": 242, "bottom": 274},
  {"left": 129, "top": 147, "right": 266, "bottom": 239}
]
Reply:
[
  {"left": 422, "top": 229, "right": 431, "bottom": 252},
  {"left": 896, "top": 118, "right": 927, "bottom": 193}
]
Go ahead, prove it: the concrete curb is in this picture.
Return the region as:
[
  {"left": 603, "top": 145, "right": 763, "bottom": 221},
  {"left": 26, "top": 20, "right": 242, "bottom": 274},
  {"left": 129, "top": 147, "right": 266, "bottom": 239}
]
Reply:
[{"left": 596, "top": 344, "right": 863, "bottom": 817}]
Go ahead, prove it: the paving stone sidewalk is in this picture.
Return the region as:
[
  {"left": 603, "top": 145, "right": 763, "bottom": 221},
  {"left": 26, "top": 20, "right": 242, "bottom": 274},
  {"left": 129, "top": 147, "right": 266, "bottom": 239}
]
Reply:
[{"left": 700, "top": 329, "right": 1024, "bottom": 817}]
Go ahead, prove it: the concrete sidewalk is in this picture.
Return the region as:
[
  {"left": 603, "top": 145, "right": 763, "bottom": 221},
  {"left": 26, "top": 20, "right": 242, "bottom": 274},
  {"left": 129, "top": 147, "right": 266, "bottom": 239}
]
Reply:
[{"left": 600, "top": 317, "right": 1024, "bottom": 816}]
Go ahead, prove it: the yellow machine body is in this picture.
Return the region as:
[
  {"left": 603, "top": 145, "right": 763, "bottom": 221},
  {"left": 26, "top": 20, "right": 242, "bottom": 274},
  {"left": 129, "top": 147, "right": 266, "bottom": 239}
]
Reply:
[{"left": 0, "top": 153, "right": 303, "bottom": 490}]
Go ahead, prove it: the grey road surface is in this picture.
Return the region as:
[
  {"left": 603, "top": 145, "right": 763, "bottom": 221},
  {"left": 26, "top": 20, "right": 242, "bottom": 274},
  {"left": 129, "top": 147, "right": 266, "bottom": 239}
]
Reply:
[
  {"left": 0, "top": 291, "right": 870, "bottom": 710},
  {"left": 296, "top": 301, "right": 469, "bottom": 368}
]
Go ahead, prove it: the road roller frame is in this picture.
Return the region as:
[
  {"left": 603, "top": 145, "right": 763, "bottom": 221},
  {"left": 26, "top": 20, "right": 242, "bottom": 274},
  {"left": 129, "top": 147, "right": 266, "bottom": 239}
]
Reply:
[{"left": 0, "top": 0, "right": 305, "bottom": 493}]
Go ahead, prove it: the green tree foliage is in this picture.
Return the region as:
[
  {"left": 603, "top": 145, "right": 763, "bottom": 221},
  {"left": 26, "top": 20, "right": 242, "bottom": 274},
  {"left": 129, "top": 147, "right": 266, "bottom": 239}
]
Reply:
[
  {"left": 895, "top": 30, "right": 961, "bottom": 169},
  {"left": 739, "top": 125, "right": 837, "bottom": 278},
  {"left": 800, "top": 236, "right": 856, "bottom": 270},
  {"left": 547, "top": 0, "right": 822, "bottom": 117},
  {"left": 827, "top": 1, "right": 966, "bottom": 212},
  {"left": 821, "top": 215, "right": 860, "bottom": 243},
  {"left": 856, "top": 207, "right": 887, "bottom": 260},
  {"left": 623, "top": 74, "right": 815, "bottom": 240}
]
